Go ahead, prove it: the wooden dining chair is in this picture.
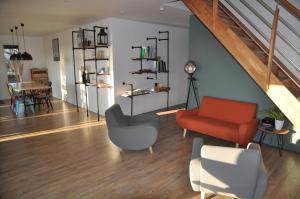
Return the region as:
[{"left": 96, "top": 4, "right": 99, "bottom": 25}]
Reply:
[{"left": 33, "top": 81, "right": 53, "bottom": 112}]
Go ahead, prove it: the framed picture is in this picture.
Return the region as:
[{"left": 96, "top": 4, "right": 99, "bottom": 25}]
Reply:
[{"left": 52, "top": 38, "right": 60, "bottom": 61}]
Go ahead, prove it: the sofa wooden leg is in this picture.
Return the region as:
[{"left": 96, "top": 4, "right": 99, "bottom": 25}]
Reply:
[
  {"left": 183, "top": 129, "right": 187, "bottom": 137},
  {"left": 149, "top": 146, "right": 153, "bottom": 154},
  {"left": 201, "top": 192, "right": 205, "bottom": 199},
  {"left": 235, "top": 143, "right": 239, "bottom": 148}
]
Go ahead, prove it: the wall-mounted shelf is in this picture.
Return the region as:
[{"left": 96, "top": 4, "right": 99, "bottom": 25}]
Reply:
[
  {"left": 122, "top": 31, "right": 170, "bottom": 115},
  {"left": 130, "top": 69, "right": 157, "bottom": 74},
  {"left": 72, "top": 26, "right": 112, "bottom": 121},
  {"left": 122, "top": 89, "right": 169, "bottom": 98},
  {"left": 84, "top": 58, "right": 110, "bottom": 61},
  {"left": 131, "top": 58, "right": 158, "bottom": 61}
]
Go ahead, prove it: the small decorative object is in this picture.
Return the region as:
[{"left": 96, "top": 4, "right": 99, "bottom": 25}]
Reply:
[
  {"left": 97, "top": 28, "right": 108, "bottom": 45},
  {"left": 184, "top": 60, "right": 199, "bottom": 109},
  {"left": 101, "top": 67, "right": 106, "bottom": 74},
  {"left": 52, "top": 38, "right": 60, "bottom": 61},
  {"left": 82, "top": 70, "right": 86, "bottom": 84},
  {"left": 261, "top": 106, "right": 285, "bottom": 130}
]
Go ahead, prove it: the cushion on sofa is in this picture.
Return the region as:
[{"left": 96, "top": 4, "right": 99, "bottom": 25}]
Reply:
[{"left": 198, "top": 96, "right": 257, "bottom": 124}]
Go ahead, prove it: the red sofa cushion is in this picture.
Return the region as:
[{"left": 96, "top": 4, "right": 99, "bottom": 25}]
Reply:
[
  {"left": 179, "top": 115, "right": 239, "bottom": 142},
  {"left": 198, "top": 96, "right": 257, "bottom": 124}
]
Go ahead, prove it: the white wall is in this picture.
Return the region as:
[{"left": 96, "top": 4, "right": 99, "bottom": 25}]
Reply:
[
  {"left": 0, "top": 35, "right": 45, "bottom": 100},
  {"left": 110, "top": 18, "right": 189, "bottom": 115},
  {"left": 43, "top": 17, "right": 189, "bottom": 115}
]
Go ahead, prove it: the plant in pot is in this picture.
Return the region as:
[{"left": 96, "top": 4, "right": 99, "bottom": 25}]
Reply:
[{"left": 262, "top": 106, "right": 285, "bottom": 130}]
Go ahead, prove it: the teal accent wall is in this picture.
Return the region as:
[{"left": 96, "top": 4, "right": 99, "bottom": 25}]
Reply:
[{"left": 189, "top": 15, "right": 300, "bottom": 153}]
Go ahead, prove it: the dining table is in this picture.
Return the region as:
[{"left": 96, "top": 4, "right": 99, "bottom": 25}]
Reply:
[{"left": 9, "top": 81, "right": 51, "bottom": 115}]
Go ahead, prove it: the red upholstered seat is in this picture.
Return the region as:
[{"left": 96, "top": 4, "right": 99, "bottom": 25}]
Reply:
[{"left": 176, "top": 96, "right": 258, "bottom": 146}]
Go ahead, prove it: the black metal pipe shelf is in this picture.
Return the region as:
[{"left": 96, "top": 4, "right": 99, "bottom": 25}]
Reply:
[
  {"left": 124, "top": 30, "right": 170, "bottom": 115},
  {"left": 72, "top": 25, "right": 111, "bottom": 121}
]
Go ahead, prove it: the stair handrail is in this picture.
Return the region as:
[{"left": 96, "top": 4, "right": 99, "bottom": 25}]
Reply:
[
  {"left": 241, "top": 0, "right": 300, "bottom": 55},
  {"left": 267, "top": 3, "right": 280, "bottom": 87},
  {"left": 256, "top": 0, "right": 300, "bottom": 38},
  {"left": 221, "top": 0, "right": 299, "bottom": 74}
]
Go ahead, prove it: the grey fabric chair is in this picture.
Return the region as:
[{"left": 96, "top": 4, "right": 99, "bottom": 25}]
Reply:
[
  {"left": 105, "top": 104, "right": 159, "bottom": 153},
  {"left": 190, "top": 138, "right": 268, "bottom": 199}
]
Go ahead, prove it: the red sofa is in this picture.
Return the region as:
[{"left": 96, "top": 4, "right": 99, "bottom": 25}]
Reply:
[{"left": 176, "top": 96, "right": 258, "bottom": 146}]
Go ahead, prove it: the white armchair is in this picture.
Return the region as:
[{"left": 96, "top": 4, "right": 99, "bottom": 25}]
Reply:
[{"left": 190, "top": 138, "right": 268, "bottom": 199}]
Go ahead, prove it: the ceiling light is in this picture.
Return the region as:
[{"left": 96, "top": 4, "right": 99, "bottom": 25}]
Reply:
[{"left": 20, "top": 23, "right": 32, "bottom": 60}]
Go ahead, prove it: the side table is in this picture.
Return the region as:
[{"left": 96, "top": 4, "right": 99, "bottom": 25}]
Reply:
[{"left": 258, "top": 126, "right": 289, "bottom": 157}]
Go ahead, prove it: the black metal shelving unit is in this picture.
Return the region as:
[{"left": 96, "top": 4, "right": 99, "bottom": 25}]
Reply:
[
  {"left": 123, "top": 30, "right": 170, "bottom": 115},
  {"left": 158, "top": 31, "right": 170, "bottom": 110},
  {"left": 72, "top": 27, "right": 111, "bottom": 121}
]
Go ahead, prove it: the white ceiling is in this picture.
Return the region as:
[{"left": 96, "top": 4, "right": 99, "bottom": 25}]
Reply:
[{"left": 0, "top": 0, "right": 191, "bottom": 36}]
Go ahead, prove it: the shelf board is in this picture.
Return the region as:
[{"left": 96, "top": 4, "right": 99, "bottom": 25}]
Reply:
[
  {"left": 97, "top": 73, "right": 110, "bottom": 76},
  {"left": 84, "top": 58, "right": 109, "bottom": 61},
  {"left": 131, "top": 58, "right": 157, "bottom": 61},
  {"left": 85, "top": 72, "right": 110, "bottom": 76},
  {"left": 95, "top": 44, "right": 109, "bottom": 48},
  {"left": 73, "top": 46, "right": 95, "bottom": 50},
  {"left": 130, "top": 69, "right": 157, "bottom": 74},
  {"left": 158, "top": 71, "right": 169, "bottom": 73},
  {"left": 121, "top": 89, "right": 169, "bottom": 98},
  {"left": 75, "top": 82, "right": 85, "bottom": 85},
  {"left": 76, "top": 82, "right": 111, "bottom": 88}
]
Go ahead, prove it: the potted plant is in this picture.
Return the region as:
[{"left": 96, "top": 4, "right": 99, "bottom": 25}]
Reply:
[{"left": 262, "top": 106, "right": 285, "bottom": 130}]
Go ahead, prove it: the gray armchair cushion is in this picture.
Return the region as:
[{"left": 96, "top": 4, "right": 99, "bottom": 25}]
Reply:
[{"left": 105, "top": 104, "right": 159, "bottom": 151}]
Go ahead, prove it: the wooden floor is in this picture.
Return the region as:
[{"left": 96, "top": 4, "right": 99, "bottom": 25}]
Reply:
[{"left": 0, "top": 100, "right": 300, "bottom": 199}]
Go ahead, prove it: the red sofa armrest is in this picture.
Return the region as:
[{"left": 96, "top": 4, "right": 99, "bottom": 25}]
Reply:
[
  {"left": 176, "top": 108, "right": 198, "bottom": 129},
  {"left": 176, "top": 108, "right": 198, "bottom": 118},
  {"left": 238, "top": 119, "right": 259, "bottom": 146}
]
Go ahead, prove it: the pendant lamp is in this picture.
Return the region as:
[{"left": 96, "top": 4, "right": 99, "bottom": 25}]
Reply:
[
  {"left": 14, "top": 26, "right": 22, "bottom": 60},
  {"left": 20, "top": 23, "right": 32, "bottom": 60},
  {"left": 9, "top": 29, "right": 18, "bottom": 61}
]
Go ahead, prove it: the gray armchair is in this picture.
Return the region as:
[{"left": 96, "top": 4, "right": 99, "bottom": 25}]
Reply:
[
  {"left": 190, "top": 138, "right": 268, "bottom": 199},
  {"left": 105, "top": 104, "right": 159, "bottom": 153}
]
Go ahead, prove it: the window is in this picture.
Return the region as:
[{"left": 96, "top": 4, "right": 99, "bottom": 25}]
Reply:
[{"left": 3, "top": 45, "right": 19, "bottom": 82}]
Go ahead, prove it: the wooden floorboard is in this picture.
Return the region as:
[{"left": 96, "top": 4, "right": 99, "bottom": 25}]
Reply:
[{"left": 0, "top": 100, "right": 300, "bottom": 199}]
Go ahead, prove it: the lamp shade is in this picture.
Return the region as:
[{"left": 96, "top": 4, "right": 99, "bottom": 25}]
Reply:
[
  {"left": 21, "top": 51, "right": 32, "bottom": 60},
  {"left": 10, "top": 52, "right": 22, "bottom": 60},
  {"left": 184, "top": 61, "right": 197, "bottom": 75}
]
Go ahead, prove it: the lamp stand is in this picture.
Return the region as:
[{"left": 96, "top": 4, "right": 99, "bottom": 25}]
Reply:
[{"left": 185, "top": 74, "right": 199, "bottom": 109}]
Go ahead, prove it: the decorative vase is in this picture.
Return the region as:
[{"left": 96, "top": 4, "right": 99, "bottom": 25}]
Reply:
[{"left": 275, "top": 119, "right": 284, "bottom": 130}]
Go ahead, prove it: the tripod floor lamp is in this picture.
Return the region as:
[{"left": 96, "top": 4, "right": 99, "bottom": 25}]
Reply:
[{"left": 184, "top": 61, "right": 199, "bottom": 109}]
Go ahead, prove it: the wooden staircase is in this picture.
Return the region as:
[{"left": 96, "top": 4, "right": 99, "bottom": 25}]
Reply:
[{"left": 183, "top": 0, "right": 300, "bottom": 129}]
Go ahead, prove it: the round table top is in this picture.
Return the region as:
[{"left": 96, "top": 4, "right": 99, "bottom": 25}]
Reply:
[{"left": 258, "top": 125, "right": 289, "bottom": 135}]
